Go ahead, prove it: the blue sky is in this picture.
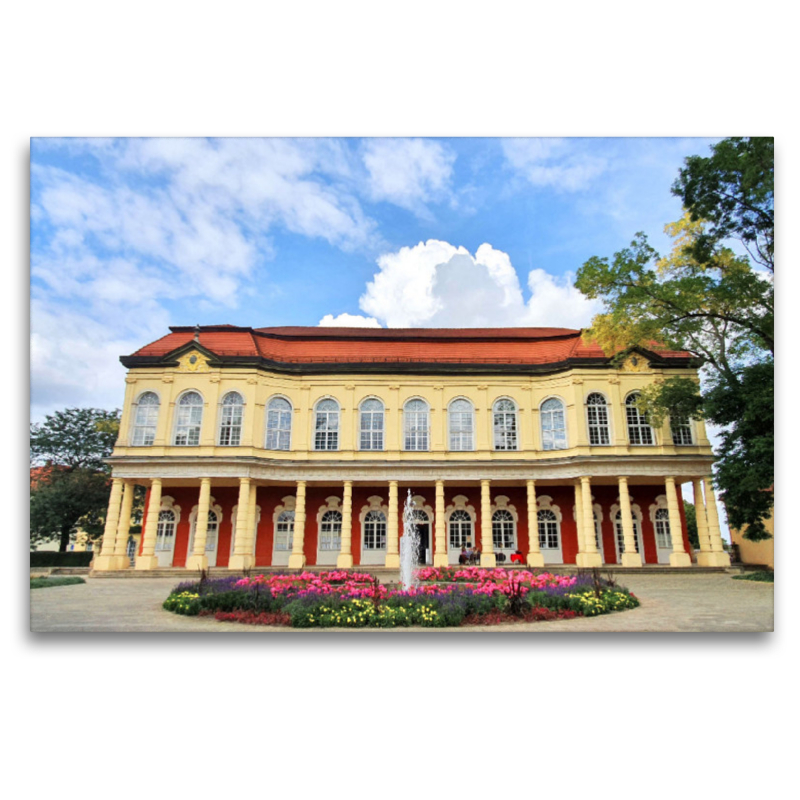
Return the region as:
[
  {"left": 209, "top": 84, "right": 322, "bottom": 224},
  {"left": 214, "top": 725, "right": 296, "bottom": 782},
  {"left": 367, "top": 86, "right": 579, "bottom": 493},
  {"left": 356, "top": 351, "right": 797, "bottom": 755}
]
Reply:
[{"left": 30, "top": 136, "right": 720, "bottom": 420}]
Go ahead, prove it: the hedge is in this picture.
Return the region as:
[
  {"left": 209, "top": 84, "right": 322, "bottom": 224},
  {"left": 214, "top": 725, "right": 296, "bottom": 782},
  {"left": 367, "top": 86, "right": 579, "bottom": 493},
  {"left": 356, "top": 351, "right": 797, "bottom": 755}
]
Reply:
[{"left": 30, "top": 551, "right": 94, "bottom": 567}]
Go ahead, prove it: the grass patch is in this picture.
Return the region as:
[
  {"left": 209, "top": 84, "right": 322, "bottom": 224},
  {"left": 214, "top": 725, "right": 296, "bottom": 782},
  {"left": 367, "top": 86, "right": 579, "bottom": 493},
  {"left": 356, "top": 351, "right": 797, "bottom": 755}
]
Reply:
[
  {"left": 732, "top": 571, "right": 774, "bottom": 583},
  {"left": 30, "top": 577, "right": 86, "bottom": 589}
]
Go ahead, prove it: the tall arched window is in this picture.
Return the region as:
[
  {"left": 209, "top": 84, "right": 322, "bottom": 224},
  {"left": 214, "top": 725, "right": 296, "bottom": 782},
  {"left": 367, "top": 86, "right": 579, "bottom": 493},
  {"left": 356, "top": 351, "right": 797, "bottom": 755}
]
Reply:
[
  {"left": 404, "top": 399, "right": 429, "bottom": 451},
  {"left": 274, "top": 509, "right": 295, "bottom": 551},
  {"left": 615, "top": 510, "right": 642, "bottom": 557},
  {"left": 537, "top": 509, "right": 560, "bottom": 549},
  {"left": 319, "top": 509, "right": 342, "bottom": 551},
  {"left": 654, "top": 508, "right": 672, "bottom": 548},
  {"left": 670, "top": 414, "right": 693, "bottom": 445},
  {"left": 448, "top": 398, "right": 474, "bottom": 451},
  {"left": 359, "top": 398, "right": 384, "bottom": 451},
  {"left": 314, "top": 399, "right": 340, "bottom": 451},
  {"left": 155, "top": 509, "right": 176, "bottom": 552},
  {"left": 626, "top": 393, "right": 654, "bottom": 445},
  {"left": 131, "top": 391, "right": 159, "bottom": 446},
  {"left": 492, "top": 509, "right": 516, "bottom": 550},
  {"left": 540, "top": 397, "right": 567, "bottom": 450},
  {"left": 218, "top": 392, "right": 244, "bottom": 446},
  {"left": 173, "top": 391, "right": 204, "bottom": 446},
  {"left": 493, "top": 398, "right": 518, "bottom": 450},
  {"left": 363, "top": 510, "right": 387, "bottom": 550},
  {"left": 448, "top": 509, "right": 474, "bottom": 550},
  {"left": 266, "top": 397, "right": 292, "bottom": 450},
  {"left": 586, "top": 393, "right": 611, "bottom": 445}
]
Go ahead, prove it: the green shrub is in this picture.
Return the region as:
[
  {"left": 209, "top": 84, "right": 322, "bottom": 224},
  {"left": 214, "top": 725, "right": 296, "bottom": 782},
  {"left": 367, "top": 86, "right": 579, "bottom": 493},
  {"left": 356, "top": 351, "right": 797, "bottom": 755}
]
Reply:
[
  {"left": 30, "top": 551, "right": 94, "bottom": 567},
  {"left": 163, "top": 591, "right": 201, "bottom": 615},
  {"left": 732, "top": 570, "right": 774, "bottom": 582},
  {"left": 30, "top": 576, "right": 86, "bottom": 589}
]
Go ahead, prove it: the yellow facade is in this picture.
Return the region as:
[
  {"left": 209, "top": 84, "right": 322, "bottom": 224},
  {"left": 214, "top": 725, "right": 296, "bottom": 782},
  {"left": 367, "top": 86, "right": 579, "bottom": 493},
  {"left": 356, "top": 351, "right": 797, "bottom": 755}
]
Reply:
[{"left": 730, "top": 510, "right": 774, "bottom": 569}]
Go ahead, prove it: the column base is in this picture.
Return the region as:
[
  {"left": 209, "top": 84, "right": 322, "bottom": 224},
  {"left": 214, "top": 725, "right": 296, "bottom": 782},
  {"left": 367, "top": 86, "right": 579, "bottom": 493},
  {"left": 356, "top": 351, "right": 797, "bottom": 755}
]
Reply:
[
  {"left": 185, "top": 554, "right": 209, "bottom": 571},
  {"left": 112, "top": 555, "right": 131, "bottom": 570},
  {"left": 93, "top": 554, "right": 122, "bottom": 571},
  {"left": 621, "top": 552, "right": 643, "bottom": 567},
  {"left": 229, "top": 554, "right": 255, "bottom": 571},
  {"left": 526, "top": 552, "right": 545, "bottom": 568},
  {"left": 287, "top": 553, "right": 306, "bottom": 570},
  {"left": 669, "top": 551, "right": 692, "bottom": 568},
  {"left": 576, "top": 552, "right": 603, "bottom": 568},
  {"left": 432, "top": 553, "right": 448, "bottom": 567},
  {"left": 697, "top": 551, "right": 731, "bottom": 567},
  {"left": 480, "top": 553, "right": 496, "bottom": 568},
  {"left": 336, "top": 554, "right": 354, "bottom": 569},
  {"left": 135, "top": 555, "right": 160, "bottom": 570},
  {"left": 384, "top": 554, "right": 400, "bottom": 568}
]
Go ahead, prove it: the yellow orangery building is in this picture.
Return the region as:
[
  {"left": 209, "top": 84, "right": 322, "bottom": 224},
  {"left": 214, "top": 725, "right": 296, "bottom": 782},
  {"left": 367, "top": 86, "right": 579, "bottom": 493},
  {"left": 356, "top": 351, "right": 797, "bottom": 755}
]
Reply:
[{"left": 93, "top": 325, "right": 730, "bottom": 572}]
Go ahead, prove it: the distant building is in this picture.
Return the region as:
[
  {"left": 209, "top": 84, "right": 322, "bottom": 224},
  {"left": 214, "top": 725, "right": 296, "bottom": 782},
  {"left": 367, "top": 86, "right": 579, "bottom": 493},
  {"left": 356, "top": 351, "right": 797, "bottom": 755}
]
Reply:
[{"left": 93, "top": 325, "right": 730, "bottom": 571}]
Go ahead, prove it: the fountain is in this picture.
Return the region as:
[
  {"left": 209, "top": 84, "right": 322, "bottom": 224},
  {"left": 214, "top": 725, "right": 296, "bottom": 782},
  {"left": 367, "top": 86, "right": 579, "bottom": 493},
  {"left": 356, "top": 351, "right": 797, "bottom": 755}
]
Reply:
[{"left": 399, "top": 489, "right": 421, "bottom": 590}]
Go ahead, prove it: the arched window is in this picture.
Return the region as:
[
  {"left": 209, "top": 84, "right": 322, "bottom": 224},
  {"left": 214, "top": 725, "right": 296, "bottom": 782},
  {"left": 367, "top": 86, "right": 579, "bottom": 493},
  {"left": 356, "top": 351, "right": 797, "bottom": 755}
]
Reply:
[
  {"left": 218, "top": 392, "right": 244, "bottom": 446},
  {"left": 359, "top": 398, "right": 384, "bottom": 451},
  {"left": 626, "top": 393, "right": 654, "bottom": 445},
  {"left": 654, "top": 508, "right": 672, "bottom": 548},
  {"left": 314, "top": 399, "right": 340, "bottom": 451},
  {"left": 493, "top": 398, "right": 518, "bottom": 450},
  {"left": 155, "top": 509, "right": 176, "bottom": 552},
  {"left": 448, "top": 399, "right": 474, "bottom": 451},
  {"left": 363, "top": 510, "right": 387, "bottom": 550},
  {"left": 492, "top": 509, "right": 516, "bottom": 550},
  {"left": 319, "top": 509, "right": 342, "bottom": 551},
  {"left": 670, "top": 414, "right": 693, "bottom": 445},
  {"left": 537, "top": 509, "right": 560, "bottom": 550},
  {"left": 540, "top": 398, "right": 567, "bottom": 450},
  {"left": 189, "top": 509, "right": 219, "bottom": 554},
  {"left": 586, "top": 393, "right": 611, "bottom": 445},
  {"left": 448, "top": 509, "right": 474, "bottom": 550},
  {"left": 131, "top": 392, "right": 159, "bottom": 446},
  {"left": 266, "top": 397, "right": 292, "bottom": 450},
  {"left": 615, "top": 510, "right": 642, "bottom": 556},
  {"left": 274, "top": 509, "right": 295, "bottom": 551},
  {"left": 173, "top": 391, "right": 204, "bottom": 446},
  {"left": 404, "top": 399, "right": 429, "bottom": 451}
]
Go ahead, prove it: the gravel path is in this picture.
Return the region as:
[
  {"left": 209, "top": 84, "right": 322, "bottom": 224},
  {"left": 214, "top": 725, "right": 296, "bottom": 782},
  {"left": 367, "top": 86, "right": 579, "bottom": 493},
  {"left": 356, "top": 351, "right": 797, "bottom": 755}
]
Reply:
[{"left": 29, "top": 573, "right": 774, "bottom": 633}]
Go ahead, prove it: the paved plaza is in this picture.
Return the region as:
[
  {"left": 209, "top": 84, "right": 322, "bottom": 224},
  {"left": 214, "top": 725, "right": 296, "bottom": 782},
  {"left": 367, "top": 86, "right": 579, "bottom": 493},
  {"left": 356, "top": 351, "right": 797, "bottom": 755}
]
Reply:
[{"left": 29, "top": 572, "right": 774, "bottom": 633}]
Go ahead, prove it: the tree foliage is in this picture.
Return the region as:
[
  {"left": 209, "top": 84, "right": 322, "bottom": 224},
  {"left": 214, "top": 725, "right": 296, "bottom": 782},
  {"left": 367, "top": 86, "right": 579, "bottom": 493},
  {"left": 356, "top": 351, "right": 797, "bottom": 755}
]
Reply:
[
  {"left": 683, "top": 502, "right": 699, "bottom": 550},
  {"left": 30, "top": 407, "right": 120, "bottom": 470},
  {"left": 574, "top": 138, "right": 773, "bottom": 541}
]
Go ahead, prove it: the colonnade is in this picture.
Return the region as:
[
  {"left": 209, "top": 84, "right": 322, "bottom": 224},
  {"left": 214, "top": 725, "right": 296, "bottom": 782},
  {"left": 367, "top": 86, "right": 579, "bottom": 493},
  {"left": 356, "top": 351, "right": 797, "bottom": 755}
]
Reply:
[{"left": 94, "top": 474, "right": 731, "bottom": 570}]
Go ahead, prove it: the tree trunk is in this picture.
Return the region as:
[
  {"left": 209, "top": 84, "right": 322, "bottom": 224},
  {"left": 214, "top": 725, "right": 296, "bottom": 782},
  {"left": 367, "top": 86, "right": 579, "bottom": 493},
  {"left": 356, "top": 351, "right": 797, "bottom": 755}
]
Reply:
[{"left": 59, "top": 527, "right": 71, "bottom": 552}]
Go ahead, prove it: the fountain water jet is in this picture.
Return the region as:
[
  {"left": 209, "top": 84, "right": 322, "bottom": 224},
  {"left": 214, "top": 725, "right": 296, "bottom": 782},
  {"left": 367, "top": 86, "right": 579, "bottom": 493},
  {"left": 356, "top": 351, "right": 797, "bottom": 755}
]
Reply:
[{"left": 399, "top": 489, "right": 421, "bottom": 591}]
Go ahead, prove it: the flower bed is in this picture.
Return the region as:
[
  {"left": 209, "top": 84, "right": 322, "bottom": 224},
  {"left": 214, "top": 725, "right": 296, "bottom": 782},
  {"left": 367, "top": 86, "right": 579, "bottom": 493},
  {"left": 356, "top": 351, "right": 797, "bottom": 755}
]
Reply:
[{"left": 163, "top": 568, "right": 639, "bottom": 628}]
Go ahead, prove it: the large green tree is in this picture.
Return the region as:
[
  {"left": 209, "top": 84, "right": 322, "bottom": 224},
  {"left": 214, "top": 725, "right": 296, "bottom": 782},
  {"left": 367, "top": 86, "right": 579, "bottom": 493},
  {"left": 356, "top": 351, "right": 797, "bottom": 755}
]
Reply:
[
  {"left": 575, "top": 137, "right": 773, "bottom": 541},
  {"left": 30, "top": 408, "right": 121, "bottom": 551}
]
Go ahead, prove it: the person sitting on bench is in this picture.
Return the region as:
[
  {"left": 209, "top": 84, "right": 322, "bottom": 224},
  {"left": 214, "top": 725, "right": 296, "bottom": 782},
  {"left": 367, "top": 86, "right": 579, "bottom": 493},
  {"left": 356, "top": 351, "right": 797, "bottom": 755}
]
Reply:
[{"left": 510, "top": 549, "right": 525, "bottom": 564}]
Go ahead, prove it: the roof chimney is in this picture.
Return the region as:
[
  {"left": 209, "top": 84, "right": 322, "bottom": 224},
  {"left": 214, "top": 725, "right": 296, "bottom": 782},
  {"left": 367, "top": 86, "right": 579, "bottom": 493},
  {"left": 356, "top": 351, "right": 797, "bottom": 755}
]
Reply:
[{"left": 193, "top": 324, "right": 200, "bottom": 343}]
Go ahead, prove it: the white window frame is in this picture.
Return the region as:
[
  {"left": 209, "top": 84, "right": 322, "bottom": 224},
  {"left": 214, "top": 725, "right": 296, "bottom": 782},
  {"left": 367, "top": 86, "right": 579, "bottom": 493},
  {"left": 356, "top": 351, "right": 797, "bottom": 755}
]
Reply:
[
  {"left": 270, "top": 495, "right": 296, "bottom": 567},
  {"left": 492, "top": 398, "right": 518, "bottom": 451},
  {"left": 612, "top": 502, "right": 645, "bottom": 563},
  {"left": 313, "top": 398, "right": 340, "bottom": 451},
  {"left": 359, "top": 397, "right": 385, "bottom": 451},
  {"left": 218, "top": 391, "right": 245, "bottom": 446},
  {"left": 131, "top": 391, "right": 160, "bottom": 446},
  {"left": 670, "top": 414, "right": 694, "bottom": 445},
  {"left": 626, "top": 393, "right": 655, "bottom": 446},
  {"left": 448, "top": 398, "right": 475, "bottom": 452},
  {"left": 585, "top": 392, "right": 612, "bottom": 446},
  {"left": 540, "top": 396, "right": 568, "bottom": 451},
  {"left": 173, "top": 391, "right": 204, "bottom": 446},
  {"left": 403, "top": 398, "right": 430, "bottom": 452},
  {"left": 265, "top": 396, "right": 293, "bottom": 451}
]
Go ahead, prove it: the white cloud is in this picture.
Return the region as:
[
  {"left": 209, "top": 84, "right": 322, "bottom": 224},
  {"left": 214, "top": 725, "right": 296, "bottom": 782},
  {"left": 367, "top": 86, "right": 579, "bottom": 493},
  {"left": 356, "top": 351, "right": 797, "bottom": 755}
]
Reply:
[
  {"left": 357, "top": 239, "right": 601, "bottom": 329},
  {"left": 362, "top": 138, "right": 456, "bottom": 214},
  {"left": 501, "top": 138, "right": 607, "bottom": 191},
  {"left": 318, "top": 313, "right": 382, "bottom": 328}
]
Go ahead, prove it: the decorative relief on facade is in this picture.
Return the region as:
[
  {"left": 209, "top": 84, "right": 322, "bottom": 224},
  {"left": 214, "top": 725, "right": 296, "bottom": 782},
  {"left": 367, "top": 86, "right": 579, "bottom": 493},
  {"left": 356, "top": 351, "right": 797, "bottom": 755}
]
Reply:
[
  {"left": 445, "top": 494, "right": 476, "bottom": 521},
  {"left": 209, "top": 375, "right": 221, "bottom": 383},
  {"left": 621, "top": 354, "right": 650, "bottom": 373},
  {"left": 161, "top": 375, "right": 174, "bottom": 383},
  {"left": 490, "top": 494, "right": 518, "bottom": 522},
  {"left": 177, "top": 350, "right": 211, "bottom": 373}
]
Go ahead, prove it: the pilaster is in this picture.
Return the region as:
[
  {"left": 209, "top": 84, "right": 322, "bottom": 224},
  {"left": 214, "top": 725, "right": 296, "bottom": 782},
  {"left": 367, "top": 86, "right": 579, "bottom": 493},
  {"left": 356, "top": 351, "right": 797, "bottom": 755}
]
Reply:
[
  {"left": 186, "top": 477, "right": 212, "bottom": 571},
  {"left": 666, "top": 477, "right": 691, "bottom": 567},
  {"left": 337, "top": 480, "right": 354, "bottom": 568},
  {"left": 385, "top": 480, "right": 400, "bottom": 568},
  {"left": 480, "top": 479, "right": 496, "bottom": 567}
]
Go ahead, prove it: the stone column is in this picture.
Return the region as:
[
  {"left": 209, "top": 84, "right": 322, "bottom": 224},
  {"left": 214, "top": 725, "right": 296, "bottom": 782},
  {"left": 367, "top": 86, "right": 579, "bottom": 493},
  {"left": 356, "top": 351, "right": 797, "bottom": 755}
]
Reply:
[
  {"left": 702, "top": 476, "right": 731, "bottom": 566},
  {"left": 573, "top": 481, "right": 585, "bottom": 554},
  {"left": 385, "top": 481, "right": 400, "bottom": 568},
  {"left": 618, "top": 476, "right": 642, "bottom": 567},
  {"left": 434, "top": 480, "right": 447, "bottom": 567},
  {"left": 112, "top": 481, "right": 135, "bottom": 569},
  {"left": 480, "top": 479, "right": 496, "bottom": 567},
  {"left": 94, "top": 477, "right": 124, "bottom": 570},
  {"left": 248, "top": 482, "right": 258, "bottom": 558},
  {"left": 229, "top": 477, "right": 254, "bottom": 570},
  {"left": 186, "top": 478, "right": 212, "bottom": 571},
  {"left": 693, "top": 478, "right": 713, "bottom": 565},
  {"left": 337, "top": 481, "right": 354, "bottom": 568},
  {"left": 136, "top": 478, "right": 162, "bottom": 570},
  {"left": 288, "top": 481, "right": 307, "bottom": 569},
  {"left": 666, "top": 477, "right": 691, "bottom": 567},
  {"left": 577, "top": 475, "right": 602, "bottom": 567},
  {"left": 526, "top": 479, "right": 544, "bottom": 567}
]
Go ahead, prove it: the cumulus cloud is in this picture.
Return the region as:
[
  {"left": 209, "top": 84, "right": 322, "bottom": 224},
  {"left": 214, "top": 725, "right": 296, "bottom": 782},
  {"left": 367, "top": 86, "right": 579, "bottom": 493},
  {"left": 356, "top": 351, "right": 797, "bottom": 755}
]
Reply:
[
  {"left": 501, "top": 138, "right": 608, "bottom": 191},
  {"left": 318, "top": 313, "right": 382, "bottom": 328},
  {"left": 358, "top": 239, "right": 600, "bottom": 329},
  {"left": 362, "top": 138, "right": 456, "bottom": 214}
]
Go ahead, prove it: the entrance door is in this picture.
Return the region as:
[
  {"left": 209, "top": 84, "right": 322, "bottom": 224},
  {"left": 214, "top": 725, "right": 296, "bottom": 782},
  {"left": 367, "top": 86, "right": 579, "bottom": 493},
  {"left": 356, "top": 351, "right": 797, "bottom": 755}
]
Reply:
[
  {"left": 615, "top": 512, "right": 644, "bottom": 563},
  {"left": 416, "top": 524, "right": 430, "bottom": 565}
]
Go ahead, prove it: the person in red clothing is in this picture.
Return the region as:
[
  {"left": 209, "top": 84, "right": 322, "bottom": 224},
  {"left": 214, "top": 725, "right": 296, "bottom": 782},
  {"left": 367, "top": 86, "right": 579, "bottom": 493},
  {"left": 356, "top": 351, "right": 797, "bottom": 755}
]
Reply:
[{"left": 510, "top": 549, "right": 524, "bottom": 564}]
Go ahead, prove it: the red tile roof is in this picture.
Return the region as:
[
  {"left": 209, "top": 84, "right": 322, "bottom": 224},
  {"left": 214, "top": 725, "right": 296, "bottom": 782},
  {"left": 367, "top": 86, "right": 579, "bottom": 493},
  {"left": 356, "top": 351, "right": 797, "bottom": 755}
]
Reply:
[{"left": 128, "top": 325, "right": 695, "bottom": 366}]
